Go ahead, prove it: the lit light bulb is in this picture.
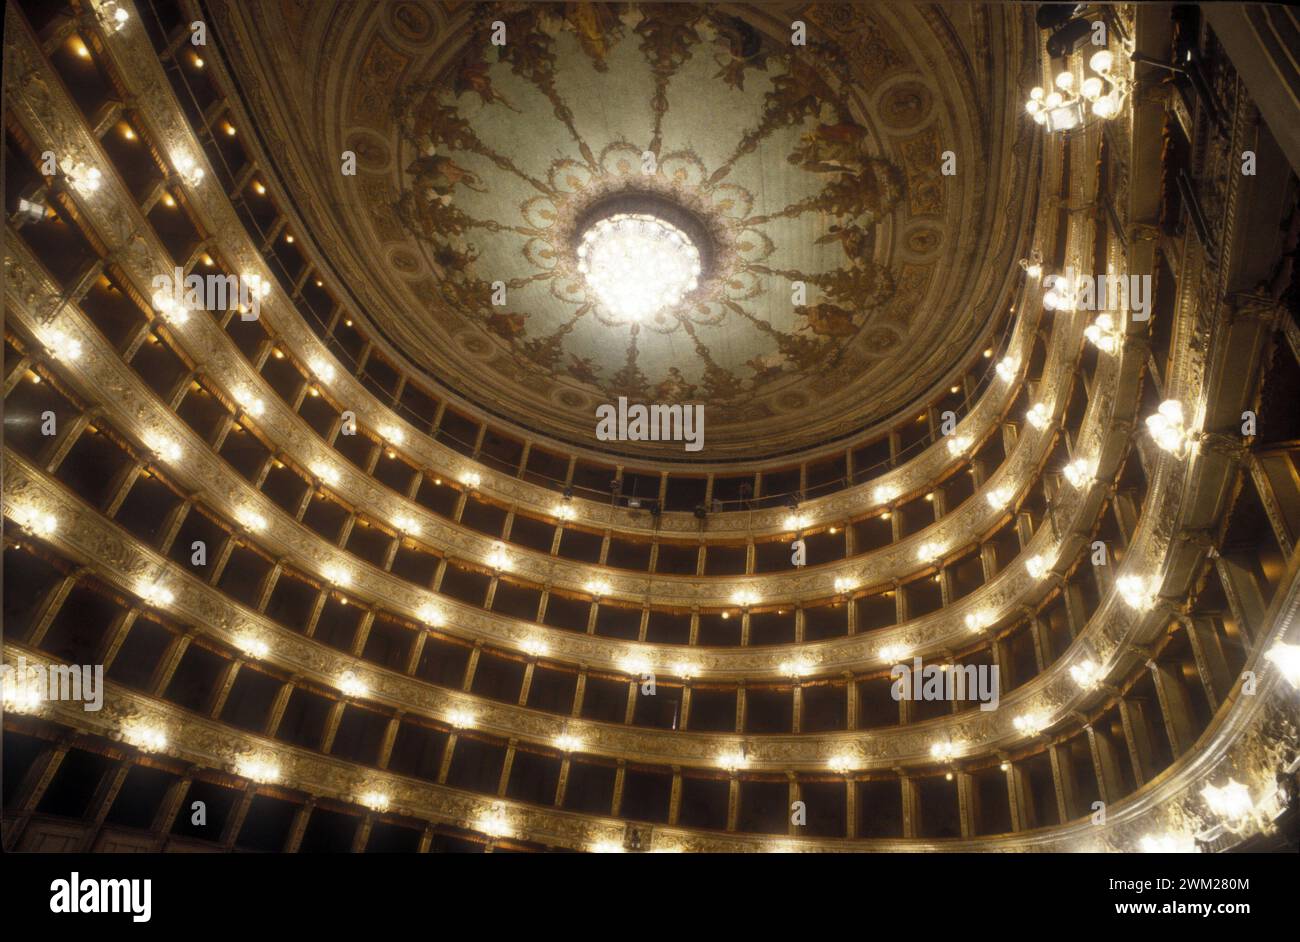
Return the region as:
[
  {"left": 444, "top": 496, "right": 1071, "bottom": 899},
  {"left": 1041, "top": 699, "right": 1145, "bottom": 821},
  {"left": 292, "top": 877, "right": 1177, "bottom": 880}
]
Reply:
[
  {"left": 995, "top": 354, "right": 1019, "bottom": 382},
  {"left": 554, "top": 503, "right": 576, "bottom": 521},
  {"left": 621, "top": 654, "right": 652, "bottom": 677},
  {"left": 305, "top": 464, "right": 337, "bottom": 490},
  {"left": 447, "top": 708, "right": 475, "bottom": 729},
  {"left": 124, "top": 722, "right": 168, "bottom": 752},
  {"left": 1089, "top": 50, "right": 1114, "bottom": 74},
  {"left": 986, "top": 485, "right": 1013, "bottom": 509},
  {"left": 1116, "top": 573, "right": 1156, "bottom": 610},
  {"left": 339, "top": 670, "right": 368, "bottom": 698},
  {"left": 731, "top": 589, "right": 758, "bottom": 608},
  {"left": 1083, "top": 313, "right": 1121, "bottom": 353},
  {"left": 1025, "top": 554, "right": 1052, "bottom": 579},
  {"left": 555, "top": 732, "right": 583, "bottom": 753},
  {"left": 1063, "top": 456, "right": 1096, "bottom": 488},
  {"left": 879, "top": 643, "right": 910, "bottom": 663},
  {"left": 586, "top": 579, "right": 612, "bottom": 597},
  {"left": 236, "top": 506, "right": 267, "bottom": 532},
  {"left": 360, "top": 791, "right": 390, "bottom": 812},
  {"left": 947, "top": 434, "right": 972, "bottom": 456},
  {"left": 1070, "top": 659, "right": 1101, "bottom": 690},
  {"left": 417, "top": 602, "right": 445, "bottom": 627},
  {"left": 1013, "top": 712, "right": 1047, "bottom": 736},
  {"left": 393, "top": 514, "right": 420, "bottom": 536},
  {"left": 237, "top": 634, "right": 269, "bottom": 659},
  {"left": 308, "top": 357, "right": 336, "bottom": 382},
  {"left": 380, "top": 425, "right": 405, "bottom": 446},
  {"left": 779, "top": 658, "right": 811, "bottom": 679},
  {"left": 674, "top": 662, "right": 699, "bottom": 680},
  {"left": 916, "top": 542, "right": 943, "bottom": 563},
  {"left": 965, "top": 611, "right": 992, "bottom": 632},
  {"left": 173, "top": 153, "right": 205, "bottom": 187},
  {"left": 1146, "top": 400, "right": 1193, "bottom": 455},
  {"left": 1139, "top": 833, "right": 1196, "bottom": 853},
  {"left": 828, "top": 754, "right": 856, "bottom": 774},
  {"left": 234, "top": 388, "right": 264, "bottom": 417},
  {"left": 237, "top": 756, "right": 280, "bottom": 783},
  {"left": 1055, "top": 70, "right": 1074, "bottom": 90},
  {"left": 1080, "top": 76, "right": 1104, "bottom": 101},
  {"left": 461, "top": 471, "right": 482, "bottom": 489},
  {"left": 718, "top": 749, "right": 748, "bottom": 772},
  {"left": 833, "top": 576, "right": 855, "bottom": 594},
  {"left": 1201, "top": 780, "right": 1254, "bottom": 822},
  {"left": 930, "top": 741, "right": 956, "bottom": 762},
  {"left": 521, "top": 637, "right": 549, "bottom": 658},
  {"left": 323, "top": 562, "right": 352, "bottom": 587},
  {"left": 783, "top": 513, "right": 810, "bottom": 532},
  {"left": 1026, "top": 402, "right": 1051, "bottom": 430},
  {"left": 1091, "top": 95, "right": 1119, "bottom": 119},
  {"left": 141, "top": 583, "right": 174, "bottom": 607},
  {"left": 1265, "top": 642, "right": 1300, "bottom": 689},
  {"left": 873, "top": 484, "right": 899, "bottom": 505}
]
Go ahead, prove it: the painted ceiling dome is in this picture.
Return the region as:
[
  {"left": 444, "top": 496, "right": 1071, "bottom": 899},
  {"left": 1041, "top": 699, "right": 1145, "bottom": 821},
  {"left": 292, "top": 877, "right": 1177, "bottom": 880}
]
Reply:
[{"left": 215, "top": 1, "right": 1037, "bottom": 460}]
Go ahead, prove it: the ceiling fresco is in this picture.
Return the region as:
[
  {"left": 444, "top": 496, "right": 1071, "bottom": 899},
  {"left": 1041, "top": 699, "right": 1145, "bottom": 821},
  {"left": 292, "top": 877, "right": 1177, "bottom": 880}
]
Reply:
[{"left": 210, "top": 1, "right": 1038, "bottom": 460}]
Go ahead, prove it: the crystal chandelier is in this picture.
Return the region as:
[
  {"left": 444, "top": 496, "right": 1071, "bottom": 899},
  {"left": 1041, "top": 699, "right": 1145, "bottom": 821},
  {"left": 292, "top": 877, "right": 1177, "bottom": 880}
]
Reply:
[{"left": 577, "top": 212, "right": 701, "bottom": 322}]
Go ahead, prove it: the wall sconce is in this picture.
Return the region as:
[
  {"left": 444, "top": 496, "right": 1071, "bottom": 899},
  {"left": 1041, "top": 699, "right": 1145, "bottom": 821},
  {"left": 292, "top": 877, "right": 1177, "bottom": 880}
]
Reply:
[
  {"left": 1019, "top": 250, "right": 1044, "bottom": 279},
  {"left": 173, "top": 152, "right": 205, "bottom": 187},
  {"left": 1145, "top": 400, "right": 1197, "bottom": 458},
  {"left": 555, "top": 732, "right": 584, "bottom": 753},
  {"left": 828, "top": 754, "right": 856, "bottom": 775},
  {"left": 995, "top": 354, "right": 1020, "bottom": 382},
  {"left": 338, "top": 670, "right": 368, "bottom": 698},
  {"left": 916, "top": 542, "right": 944, "bottom": 563},
  {"left": 1265, "top": 642, "right": 1300, "bottom": 689},
  {"left": 1025, "top": 553, "right": 1054, "bottom": 580},
  {"left": 985, "top": 485, "right": 1013, "bottom": 510},
  {"left": 1042, "top": 273, "right": 1077, "bottom": 311},
  {"left": 930, "top": 741, "right": 957, "bottom": 762},
  {"left": 1062, "top": 456, "right": 1096, "bottom": 488},
  {"left": 1026, "top": 402, "right": 1052, "bottom": 430},
  {"left": 718, "top": 747, "right": 749, "bottom": 772},
  {"left": 1069, "top": 659, "right": 1102, "bottom": 690},
  {"left": 60, "top": 160, "right": 103, "bottom": 194},
  {"left": 447, "top": 707, "right": 475, "bottom": 729},
  {"left": 1116, "top": 573, "right": 1157, "bottom": 610},
  {"left": 1013, "top": 712, "right": 1048, "bottom": 736},
  {"left": 1084, "top": 313, "right": 1122, "bottom": 353}
]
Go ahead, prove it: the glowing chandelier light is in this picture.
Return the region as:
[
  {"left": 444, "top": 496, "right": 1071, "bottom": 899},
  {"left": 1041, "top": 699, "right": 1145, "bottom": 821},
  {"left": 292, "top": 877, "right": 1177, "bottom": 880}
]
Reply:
[
  {"left": 577, "top": 212, "right": 701, "bottom": 321},
  {"left": 1025, "top": 48, "right": 1128, "bottom": 133}
]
